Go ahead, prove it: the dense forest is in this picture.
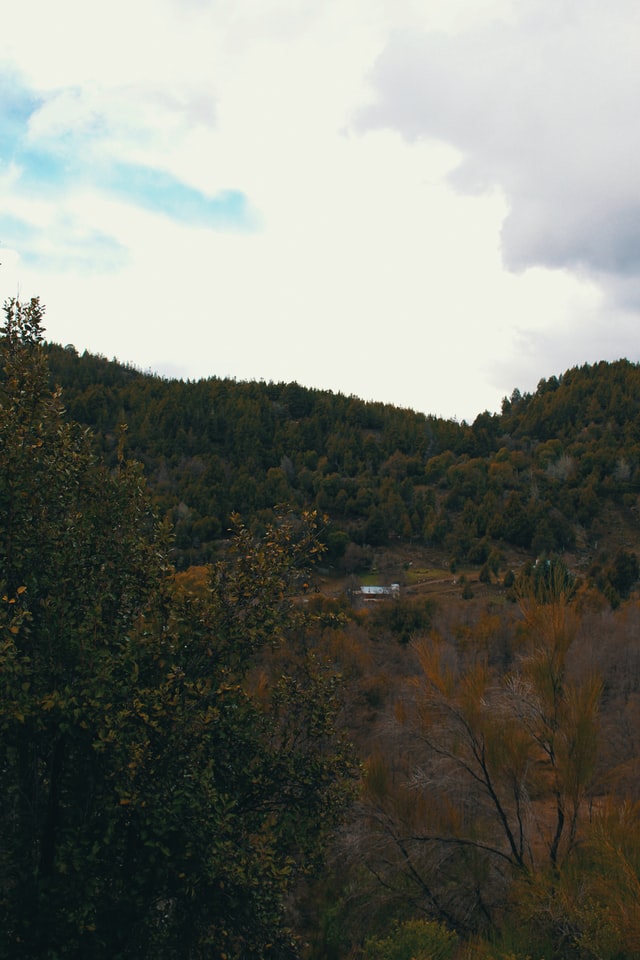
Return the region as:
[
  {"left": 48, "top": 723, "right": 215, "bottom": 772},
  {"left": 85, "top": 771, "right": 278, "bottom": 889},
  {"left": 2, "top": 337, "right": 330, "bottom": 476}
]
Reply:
[
  {"left": 44, "top": 341, "right": 640, "bottom": 605},
  {"left": 3, "top": 299, "right": 640, "bottom": 959}
]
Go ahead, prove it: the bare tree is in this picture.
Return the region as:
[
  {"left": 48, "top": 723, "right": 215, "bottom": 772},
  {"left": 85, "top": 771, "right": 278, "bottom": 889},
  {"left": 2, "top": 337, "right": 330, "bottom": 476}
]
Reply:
[{"left": 355, "top": 567, "right": 602, "bottom": 933}]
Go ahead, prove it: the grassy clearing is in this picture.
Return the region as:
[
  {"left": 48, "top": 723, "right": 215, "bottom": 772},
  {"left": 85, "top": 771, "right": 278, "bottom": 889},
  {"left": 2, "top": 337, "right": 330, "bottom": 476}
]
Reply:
[{"left": 404, "top": 566, "right": 450, "bottom": 584}]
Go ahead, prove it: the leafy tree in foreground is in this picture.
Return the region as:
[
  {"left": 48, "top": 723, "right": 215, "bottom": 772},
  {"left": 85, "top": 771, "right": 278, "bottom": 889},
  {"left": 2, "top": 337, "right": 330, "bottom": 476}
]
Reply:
[{"left": 0, "top": 298, "right": 354, "bottom": 959}]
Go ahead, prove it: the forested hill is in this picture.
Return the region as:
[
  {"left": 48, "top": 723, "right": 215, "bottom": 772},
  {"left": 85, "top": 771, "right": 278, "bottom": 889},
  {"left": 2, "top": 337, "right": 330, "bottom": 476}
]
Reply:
[{"left": 44, "top": 344, "right": 640, "bottom": 591}]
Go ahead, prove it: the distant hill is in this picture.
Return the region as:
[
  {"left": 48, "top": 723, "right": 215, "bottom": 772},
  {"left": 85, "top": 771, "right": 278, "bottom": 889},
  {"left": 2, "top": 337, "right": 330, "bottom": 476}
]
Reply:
[{"left": 44, "top": 344, "right": 640, "bottom": 602}]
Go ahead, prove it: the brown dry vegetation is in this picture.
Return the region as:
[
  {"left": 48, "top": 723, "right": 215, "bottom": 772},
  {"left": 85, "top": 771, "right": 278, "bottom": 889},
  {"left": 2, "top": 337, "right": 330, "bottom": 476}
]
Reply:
[{"left": 293, "top": 558, "right": 640, "bottom": 960}]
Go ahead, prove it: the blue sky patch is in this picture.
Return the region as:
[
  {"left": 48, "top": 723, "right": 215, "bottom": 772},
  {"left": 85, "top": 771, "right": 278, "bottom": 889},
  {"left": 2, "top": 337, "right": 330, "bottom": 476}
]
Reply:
[
  {"left": 0, "top": 74, "right": 42, "bottom": 153},
  {"left": 0, "top": 213, "right": 129, "bottom": 274},
  {"left": 0, "top": 72, "right": 257, "bottom": 253},
  {"left": 102, "top": 162, "right": 257, "bottom": 230}
]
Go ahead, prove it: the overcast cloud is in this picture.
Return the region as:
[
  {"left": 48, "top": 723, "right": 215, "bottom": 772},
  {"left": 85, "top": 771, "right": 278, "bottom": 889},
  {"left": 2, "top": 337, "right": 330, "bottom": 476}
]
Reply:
[
  {"left": 358, "top": 1, "right": 640, "bottom": 280},
  {"left": 1, "top": 0, "right": 639, "bottom": 421}
]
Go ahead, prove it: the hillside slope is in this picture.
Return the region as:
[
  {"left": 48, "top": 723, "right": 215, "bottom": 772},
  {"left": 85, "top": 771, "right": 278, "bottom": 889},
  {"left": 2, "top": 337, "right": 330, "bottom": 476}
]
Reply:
[{"left": 44, "top": 345, "right": 640, "bottom": 599}]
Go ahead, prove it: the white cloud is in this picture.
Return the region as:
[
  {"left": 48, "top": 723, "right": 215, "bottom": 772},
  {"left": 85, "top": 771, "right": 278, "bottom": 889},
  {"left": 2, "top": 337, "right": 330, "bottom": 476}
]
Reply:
[
  {"left": 357, "top": 0, "right": 640, "bottom": 286},
  {"left": 1, "top": 0, "right": 638, "bottom": 422}
]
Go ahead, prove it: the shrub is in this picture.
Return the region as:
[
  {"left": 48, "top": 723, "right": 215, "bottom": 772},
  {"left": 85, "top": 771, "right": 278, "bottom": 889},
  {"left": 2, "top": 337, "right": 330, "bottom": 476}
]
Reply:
[{"left": 363, "top": 918, "right": 458, "bottom": 960}]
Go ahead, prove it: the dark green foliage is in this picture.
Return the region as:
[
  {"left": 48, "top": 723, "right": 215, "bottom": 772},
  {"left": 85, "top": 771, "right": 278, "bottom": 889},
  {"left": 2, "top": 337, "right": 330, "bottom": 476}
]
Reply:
[
  {"left": 44, "top": 343, "right": 471, "bottom": 564},
  {"left": 515, "top": 554, "right": 577, "bottom": 604},
  {"left": 588, "top": 548, "right": 640, "bottom": 607},
  {"left": 0, "top": 300, "right": 355, "bottom": 959},
  {"left": 461, "top": 581, "right": 474, "bottom": 599},
  {"left": 608, "top": 548, "right": 639, "bottom": 598},
  {"left": 324, "top": 528, "right": 350, "bottom": 563},
  {"left": 364, "top": 508, "right": 390, "bottom": 546},
  {"left": 44, "top": 345, "right": 640, "bottom": 597},
  {"left": 372, "top": 596, "right": 436, "bottom": 644}
]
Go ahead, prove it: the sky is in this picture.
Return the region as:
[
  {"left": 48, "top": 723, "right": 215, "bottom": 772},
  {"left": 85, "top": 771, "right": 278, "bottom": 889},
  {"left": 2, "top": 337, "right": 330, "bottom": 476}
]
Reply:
[{"left": 1, "top": 0, "right": 640, "bottom": 423}]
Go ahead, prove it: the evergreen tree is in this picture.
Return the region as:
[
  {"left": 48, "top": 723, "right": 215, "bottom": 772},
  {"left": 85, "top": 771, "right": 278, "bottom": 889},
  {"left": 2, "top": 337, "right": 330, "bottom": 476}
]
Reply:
[{"left": 0, "top": 299, "right": 354, "bottom": 959}]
